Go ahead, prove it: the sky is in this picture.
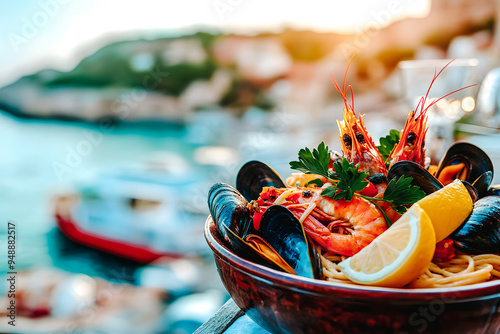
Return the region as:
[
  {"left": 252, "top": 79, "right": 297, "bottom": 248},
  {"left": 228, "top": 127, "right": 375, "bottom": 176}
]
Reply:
[{"left": 0, "top": 0, "right": 430, "bottom": 87}]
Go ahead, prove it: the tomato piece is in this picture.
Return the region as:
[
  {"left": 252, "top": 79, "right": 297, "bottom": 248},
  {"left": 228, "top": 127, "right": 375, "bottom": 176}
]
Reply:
[
  {"left": 358, "top": 181, "right": 378, "bottom": 197},
  {"left": 433, "top": 238, "right": 455, "bottom": 261},
  {"left": 288, "top": 193, "right": 301, "bottom": 203},
  {"left": 257, "top": 188, "right": 274, "bottom": 205},
  {"left": 328, "top": 158, "right": 334, "bottom": 170},
  {"left": 260, "top": 190, "right": 271, "bottom": 200},
  {"left": 253, "top": 210, "right": 264, "bottom": 230}
]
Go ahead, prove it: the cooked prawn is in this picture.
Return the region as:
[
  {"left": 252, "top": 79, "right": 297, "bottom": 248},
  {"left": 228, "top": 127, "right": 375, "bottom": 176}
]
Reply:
[
  {"left": 388, "top": 59, "right": 476, "bottom": 169},
  {"left": 388, "top": 108, "right": 428, "bottom": 169},
  {"left": 331, "top": 58, "right": 387, "bottom": 177},
  {"left": 254, "top": 187, "right": 387, "bottom": 257},
  {"left": 301, "top": 191, "right": 387, "bottom": 256}
]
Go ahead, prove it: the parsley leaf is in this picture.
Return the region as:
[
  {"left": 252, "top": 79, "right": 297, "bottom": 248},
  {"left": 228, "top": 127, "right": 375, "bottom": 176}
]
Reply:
[
  {"left": 290, "top": 144, "right": 369, "bottom": 201},
  {"left": 321, "top": 186, "right": 339, "bottom": 198},
  {"left": 323, "top": 159, "right": 368, "bottom": 201},
  {"left": 377, "top": 129, "right": 401, "bottom": 163},
  {"left": 289, "top": 142, "right": 330, "bottom": 178},
  {"left": 305, "top": 178, "right": 324, "bottom": 187},
  {"left": 383, "top": 175, "right": 426, "bottom": 214}
]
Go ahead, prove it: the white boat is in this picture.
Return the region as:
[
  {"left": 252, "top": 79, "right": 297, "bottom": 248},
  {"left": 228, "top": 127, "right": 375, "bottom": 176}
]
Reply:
[{"left": 54, "top": 153, "right": 210, "bottom": 262}]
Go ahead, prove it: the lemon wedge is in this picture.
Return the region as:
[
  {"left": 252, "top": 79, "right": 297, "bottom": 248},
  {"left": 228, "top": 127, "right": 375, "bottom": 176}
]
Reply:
[
  {"left": 415, "top": 179, "right": 473, "bottom": 242},
  {"left": 339, "top": 204, "right": 435, "bottom": 287}
]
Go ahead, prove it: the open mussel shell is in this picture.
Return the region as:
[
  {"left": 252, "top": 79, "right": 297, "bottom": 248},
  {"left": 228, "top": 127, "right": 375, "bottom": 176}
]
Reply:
[
  {"left": 208, "top": 183, "right": 321, "bottom": 279},
  {"left": 435, "top": 142, "right": 494, "bottom": 186},
  {"left": 208, "top": 183, "right": 252, "bottom": 244},
  {"left": 255, "top": 205, "right": 322, "bottom": 279},
  {"left": 461, "top": 180, "right": 479, "bottom": 203},
  {"left": 387, "top": 161, "right": 443, "bottom": 195},
  {"left": 236, "top": 160, "right": 286, "bottom": 201},
  {"left": 451, "top": 196, "right": 500, "bottom": 254},
  {"left": 471, "top": 171, "right": 493, "bottom": 199},
  {"left": 222, "top": 226, "right": 292, "bottom": 273},
  {"left": 487, "top": 184, "right": 500, "bottom": 197}
]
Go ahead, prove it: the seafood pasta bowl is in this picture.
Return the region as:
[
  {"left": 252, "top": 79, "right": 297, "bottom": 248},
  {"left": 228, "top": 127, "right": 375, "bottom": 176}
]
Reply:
[
  {"left": 205, "top": 217, "right": 500, "bottom": 334},
  {"left": 204, "top": 61, "right": 500, "bottom": 333}
]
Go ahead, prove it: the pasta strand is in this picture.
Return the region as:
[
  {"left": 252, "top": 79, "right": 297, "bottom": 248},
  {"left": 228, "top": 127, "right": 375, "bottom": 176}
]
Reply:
[{"left": 321, "top": 252, "right": 500, "bottom": 288}]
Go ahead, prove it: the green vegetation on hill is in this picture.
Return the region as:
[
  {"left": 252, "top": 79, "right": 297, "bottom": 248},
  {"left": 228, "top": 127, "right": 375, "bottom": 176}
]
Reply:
[{"left": 45, "top": 33, "right": 219, "bottom": 96}]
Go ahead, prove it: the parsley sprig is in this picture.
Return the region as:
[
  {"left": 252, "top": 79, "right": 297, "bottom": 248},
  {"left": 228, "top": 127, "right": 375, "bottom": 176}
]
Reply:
[
  {"left": 289, "top": 142, "right": 331, "bottom": 177},
  {"left": 377, "top": 129, "right": 401, "bottom": 165},
  {"left": 380, "top": 175, "right": 427, "bottom": 214},
  {"left": 289, "top": 142, "right": 426, "bottom": 226},
  {"left": 323, "top": 159, "right": 368, "bottom": 200}
]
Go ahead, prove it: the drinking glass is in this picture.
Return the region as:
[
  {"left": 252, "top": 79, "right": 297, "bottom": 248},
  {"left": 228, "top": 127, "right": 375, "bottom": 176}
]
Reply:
[{"left": 398, "top": 58, "right": 479, "bottom": 163}]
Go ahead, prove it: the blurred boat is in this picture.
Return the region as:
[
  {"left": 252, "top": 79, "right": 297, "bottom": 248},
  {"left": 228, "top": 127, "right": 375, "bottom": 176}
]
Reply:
[
  {"left": 54, "top": 153, "right": 210, "bottom": 263},
  {"left": 0, "top": 268, "right": 165, "bottom": 333}
]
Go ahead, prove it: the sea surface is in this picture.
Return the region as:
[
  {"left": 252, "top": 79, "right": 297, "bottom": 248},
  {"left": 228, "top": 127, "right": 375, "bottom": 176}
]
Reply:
[
  {"left": 3, "top": 107, "right": 498, "bottom": 284},
  {"left": 0, "top": 107, "right": 313, "bottom": 285},
  {"left": 0, "top": 110, "right": 206, "bottom": 281}
]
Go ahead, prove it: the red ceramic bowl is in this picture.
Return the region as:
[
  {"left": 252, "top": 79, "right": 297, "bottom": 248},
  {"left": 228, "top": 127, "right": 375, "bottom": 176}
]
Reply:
[{"left": 205, "top": 217, "right": 500, "bottom": 334}]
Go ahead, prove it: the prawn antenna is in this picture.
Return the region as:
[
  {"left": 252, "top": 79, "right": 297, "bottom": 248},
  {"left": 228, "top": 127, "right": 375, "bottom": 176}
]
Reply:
[
  {"left": 330, "top": 55, "right": 355, "bottom": 112},
  {"left": 415, "top": 59, "right": 477, "bottom": 117}
]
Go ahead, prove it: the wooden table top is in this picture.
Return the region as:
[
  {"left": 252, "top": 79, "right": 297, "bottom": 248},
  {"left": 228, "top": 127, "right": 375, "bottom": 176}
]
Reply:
[{"left": 194, "top": 299, "right": 271, "bottom": 334}]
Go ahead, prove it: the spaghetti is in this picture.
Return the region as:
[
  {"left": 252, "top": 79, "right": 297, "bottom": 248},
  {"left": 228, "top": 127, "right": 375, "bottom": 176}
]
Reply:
[{"left": 320, "top": 252, "right": 500, "bottom": 288}]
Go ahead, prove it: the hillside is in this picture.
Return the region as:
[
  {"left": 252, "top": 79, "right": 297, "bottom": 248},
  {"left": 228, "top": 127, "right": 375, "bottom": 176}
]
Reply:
[{"left": 0, "top": 0, "right": 495, "bottom": 123}]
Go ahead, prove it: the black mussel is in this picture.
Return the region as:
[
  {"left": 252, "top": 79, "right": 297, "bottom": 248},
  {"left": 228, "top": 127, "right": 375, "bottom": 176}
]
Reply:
[
  {"left": 487, "top": 184, "right": 500, "bottom": 196},
  {"left": 471, "top": 171, "right": 493, "bottom": 199},
  {"left": 208, "top": 183, "right": 252, "bottom": 244},
  {"left": 451, "top": 196, "right": 500, "bottom": 254},
  {"left": 208, "top": 183, "right": 321, "bottom": 279},
  {"left": 222, "top": 226, "right": 293, "bottom": 273},
  {"left": 208, "top": 183, "right": 293, "bottom": 272},
  {"left": 368, "top": 173, "right": 387, "bottom": 185},
  {"left": 435, "top": 142, "right": 494, "bottom": 187},
  {"left": 236, "top": 160, "right": 286, "bottom": 202},
  {"left": 461, "top": 180, "right": 479, "bottom": 203},
  {"left": 387, "top": 161, "right": 443, "bottom": 195},
  {"left": 255, "top": 205, "right": 322, "bottom": 279}
]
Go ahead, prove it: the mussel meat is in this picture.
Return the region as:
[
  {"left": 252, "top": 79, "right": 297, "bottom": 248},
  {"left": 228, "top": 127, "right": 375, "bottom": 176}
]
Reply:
[
  {"left": 253, "top": 205, "right": 322, "bottom": 279},
  {"left": 223, "top": 223, "right": 295, "bottom": 273},
  {"left": 435, "top": 142, "right": 494, "bottom": 189},
  {"left": 236, "top": 160, "right": 286, "bottom": 201},
  {"left": 387, "top": 160, "right": 479, "bottom": 202},
  {"left": 208, "top": 182, "right": 322, "bottom": 279},
  {"left": 451, "top": 196, "right": 500, "bottom": 254}
]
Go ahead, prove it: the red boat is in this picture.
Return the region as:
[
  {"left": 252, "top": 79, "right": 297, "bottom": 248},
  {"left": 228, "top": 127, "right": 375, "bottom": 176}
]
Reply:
[
  {"left": 53, "top": 156, "right": 209, "bottom": 263},
  {"left": 54, "top": 195, "right": 183, "bottom": 263}
]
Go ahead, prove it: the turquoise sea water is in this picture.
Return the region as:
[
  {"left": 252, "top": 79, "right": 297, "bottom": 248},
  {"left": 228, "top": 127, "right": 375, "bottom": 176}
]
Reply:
[
  {"left": 0, "top": 111, "right": 201, "bottom": 280},
  {"left": 0, "top": 106, "right": 311, "bottom": 286}
]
